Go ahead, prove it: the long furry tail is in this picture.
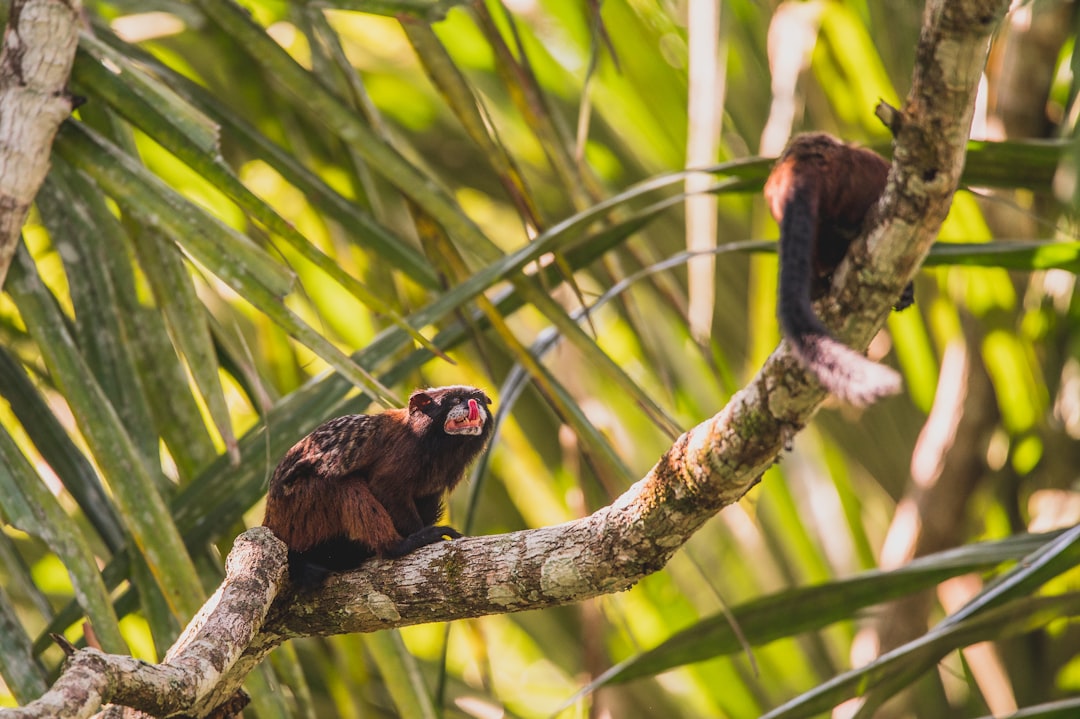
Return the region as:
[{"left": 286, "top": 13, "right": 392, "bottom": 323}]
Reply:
[
  {"left": 785, "top": 334, "right": 902, "bottom": 406},
  {"left": 777, "top": 186, "right": 901, "bottom": 406}
]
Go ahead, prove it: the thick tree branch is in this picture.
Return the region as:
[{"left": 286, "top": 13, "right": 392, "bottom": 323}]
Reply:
[
  {"left": 270, "top": 390, "right": 780, "bottom": 637},
  {"left": 0, "top": 0, "right": 80, "bottom": 287},
  {"left": 2, "top": 0, "right": 1011, "bottom": 716},
  {"left": 1, "top": 529, "right": 285, "bottom": 719}
]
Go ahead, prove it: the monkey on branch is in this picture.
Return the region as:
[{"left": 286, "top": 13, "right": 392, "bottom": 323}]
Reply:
[
  {"left": 765, "top": 132, "right": 914, "bottom": 406},
  {"left": 262, "top": 385, "right": 494, "bottom": 586}
]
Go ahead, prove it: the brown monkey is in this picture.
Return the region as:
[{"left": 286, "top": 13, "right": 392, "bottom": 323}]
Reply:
[
  {"left": 764, "top": 133, "right": 913, "bottom": 405},
  {"left": 263, "top": 385, "right": 494, "bottom": 585}
]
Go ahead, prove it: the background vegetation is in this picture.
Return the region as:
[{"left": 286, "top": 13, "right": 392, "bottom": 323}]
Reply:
[{"left": 0, "top": 0, "right": 1078, "bottom": 717}]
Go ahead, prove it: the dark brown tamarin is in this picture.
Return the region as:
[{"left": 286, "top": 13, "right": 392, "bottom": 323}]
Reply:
[
  {"left": 763, "top": 132, "right": 914, "bottom": 406},
  {"left": 263, "top": 385, "right": 494, "bottom": 585}
]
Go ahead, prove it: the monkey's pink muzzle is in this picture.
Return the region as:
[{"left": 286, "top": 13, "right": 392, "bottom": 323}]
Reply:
[{"left": 444, "top": 398, "right": 486, "bottom": 435}]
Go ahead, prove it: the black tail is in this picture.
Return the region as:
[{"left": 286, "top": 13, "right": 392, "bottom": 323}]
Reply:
[{"left": 777, "top": 186, "right": 901, "bottom": 406}]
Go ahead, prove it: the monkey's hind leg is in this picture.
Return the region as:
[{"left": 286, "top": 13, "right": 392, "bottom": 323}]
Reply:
[{"left": 289, "top": 480, "right": 407, "bottom": 586}]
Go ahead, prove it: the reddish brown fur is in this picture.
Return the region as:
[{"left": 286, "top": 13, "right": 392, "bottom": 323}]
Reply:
[
  {"left": 764, "top": 133, "right": 891, "bottom": 298},
  {"left": 763, "top": 133, "right": 912, "bottom": 406},
  {"left": 263, "top": 386, "right": 493, "bottom": 582}
]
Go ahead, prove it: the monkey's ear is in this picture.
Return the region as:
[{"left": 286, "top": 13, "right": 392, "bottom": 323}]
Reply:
[
  {"left": 409, "top": 391, "right": 434, "bottom": 412},
  {"left": 480, "top": 392, "right": 492, "bottom": 405}
]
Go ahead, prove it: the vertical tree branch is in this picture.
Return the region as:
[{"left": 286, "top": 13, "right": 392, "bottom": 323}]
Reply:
[{"left": 0, "top": 0, "right": 80, "bottom": 287}]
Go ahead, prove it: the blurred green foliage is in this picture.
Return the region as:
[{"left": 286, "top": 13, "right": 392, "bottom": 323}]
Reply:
[{"left": 1, "top": 0, "right": 1078, "bottom": 717}]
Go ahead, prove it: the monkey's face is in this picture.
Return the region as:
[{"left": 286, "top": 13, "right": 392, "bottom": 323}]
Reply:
[{"left": 408, "top": 386, "right": 493, "bottom": 439}]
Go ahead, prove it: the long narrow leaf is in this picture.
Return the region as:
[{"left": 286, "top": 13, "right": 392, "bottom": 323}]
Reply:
[
  {"left": 53, "top": 120, "right": 292, "bottom": 299},
  {"left": 362, "top": 631, "right": 440, "bottom": 719},
  {"left": 192, "top": 0, "right": 497, "bottom": 263},
  {"left": 53, "top": 120, "right": 398, "bottom": 406},
  {"left": 926, "top": 240, "right": 1080, "bottom": 271},
  {"left": 940, "top": 522, "right": 1080, "bottom": 628},
  {"left": 130, "top": 226, "right": 239, "bottom": 462},
  {"left": 37, "top": 166, "right": 161, "bottom": 469},
  {"left": 313, "top": 0, "right": 466, "bottom": 21},
  {"left": 0, "top": 426, "right": 127, "bottom": 654},
  {"left": 0, "top": 347, "right": 124, "bottom": 552},
  {"left": 973, "top": 698, "right": 1080, "bottom": 719},
  {"left": 585, "top": 530, "right": 1065, "bottom": 686},
  {"left": 6, "top": 244, "right": 205, "bottom": 620},
  {"left": 0, "top": 587, "right": 47, "bottom": 704},
  {"left": 400, "top": 17, "right": 542, "bottom": 229},
  {"left": 90, "top": 25, "right": 439, "bottom": 288},
  {"left": 46, "top": 154, "right": 226, "bottom": 474},
  {"left": 767, "top": 525, "right": 1080, "bottom": 718},
  {"left": 74, "top": 36, "right": 448, "bottom": 362},
  {"left": 761, "top": 593, "right": 1080, "bottom": 719}
]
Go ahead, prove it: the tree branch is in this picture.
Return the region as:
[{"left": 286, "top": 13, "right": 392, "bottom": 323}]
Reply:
[
  {"left": 797, "top": 0, "right": 1011, "bottom": 400},
  {"left": 0, "top": 0, "right": 81, "bottom": 287},
  {"left": 1, "top": 0, "right": 1011, "bottom": 716},
  {"left": 1, "top": 529, "right": 285, "bottom": 719}
]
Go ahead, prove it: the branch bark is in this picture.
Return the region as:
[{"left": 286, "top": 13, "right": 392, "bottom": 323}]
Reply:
[
  {"left": 0, "top": 0, "right": 80, "bottom": 287},
  {"left": 1, "top": 529, "right": 286, "bottom": 719},
  {"left": 1, "top": 0, "right": 1011, "bottom": 716}
]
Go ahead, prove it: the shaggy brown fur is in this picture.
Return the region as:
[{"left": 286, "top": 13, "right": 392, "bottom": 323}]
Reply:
[{"left": 263, "top": 386, "right": 493, "bottom": 584}]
